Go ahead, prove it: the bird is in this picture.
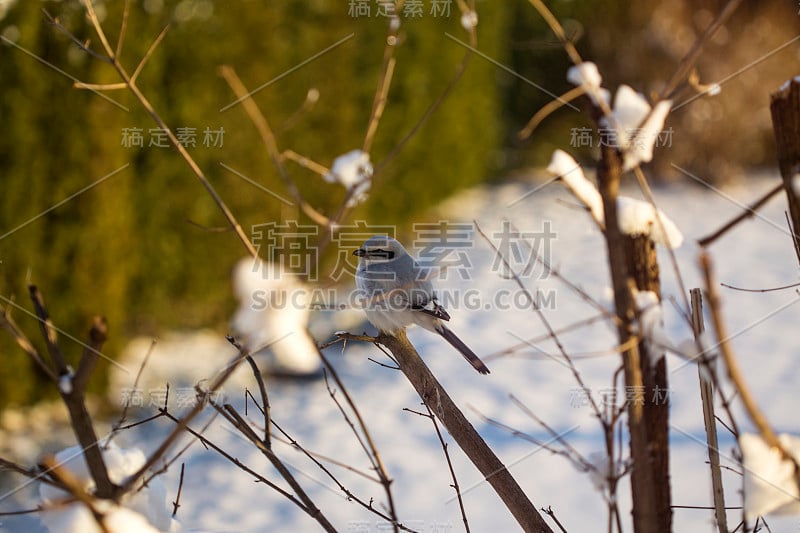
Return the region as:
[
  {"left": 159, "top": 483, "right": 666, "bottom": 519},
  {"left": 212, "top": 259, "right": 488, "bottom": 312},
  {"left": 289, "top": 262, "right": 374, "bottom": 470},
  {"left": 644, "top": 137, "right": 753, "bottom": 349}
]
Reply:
[{"left": 353, "top": 236, "right": 490, "bottom": 375}]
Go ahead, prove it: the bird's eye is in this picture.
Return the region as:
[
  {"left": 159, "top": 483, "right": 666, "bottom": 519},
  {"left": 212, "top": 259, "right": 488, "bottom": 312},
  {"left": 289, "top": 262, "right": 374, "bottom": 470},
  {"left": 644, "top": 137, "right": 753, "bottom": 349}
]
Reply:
[{"left": 370, "top": 248, "right": 395, "bottom": 259}]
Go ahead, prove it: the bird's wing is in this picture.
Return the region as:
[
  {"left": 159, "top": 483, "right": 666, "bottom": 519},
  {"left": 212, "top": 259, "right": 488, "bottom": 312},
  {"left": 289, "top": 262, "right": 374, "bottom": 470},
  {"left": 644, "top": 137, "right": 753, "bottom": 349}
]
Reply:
[{"left": 412, "top": 296, "right": 451, "bottom": 321}]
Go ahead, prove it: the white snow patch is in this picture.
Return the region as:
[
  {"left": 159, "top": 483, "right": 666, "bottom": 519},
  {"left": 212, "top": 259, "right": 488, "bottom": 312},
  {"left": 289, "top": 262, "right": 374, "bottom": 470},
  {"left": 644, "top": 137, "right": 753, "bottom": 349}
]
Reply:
[
  {"left": 547, "top": 150, "right": 683, "bottom": 248},
  {"left": 58, "top": 371, "right": 74, "bottom": 395},
  {"left": 39, "top": 442, "right": 172, "bottom": 532},
  {"left": 741, "top": 432, "right": 800, "bottom": 520},
  {"left": 546, "top": 150, "right": 603, "bottom": 223},
  {"left": 324, "top": 149, "right": 373, "bottom": 207},
  {"left": 617, "top": 196, "right": 684, "bottom": 248},
  {"left": 566, "top": 62, "right": 608, "bottom": 107},
  {"left": 606, "top": 85, "right": 672, "bottom": 170},
  {"left": 231, "top": 257, "right": 321, "bottom": 376},
  {"left": 778, "top": 76, "right": 800, "bottom": 92},
  {"left": 623, "top": 100, "right": 671, "bottom": 171},
  {"left": 633, "top": 290, "right": 673, "bottom": 361},
  {"left": 460, "top": 10, "right": 478, "bottom": 30},
  {"left": 610, "top": 85, "right": 651, "bottom": 150}
]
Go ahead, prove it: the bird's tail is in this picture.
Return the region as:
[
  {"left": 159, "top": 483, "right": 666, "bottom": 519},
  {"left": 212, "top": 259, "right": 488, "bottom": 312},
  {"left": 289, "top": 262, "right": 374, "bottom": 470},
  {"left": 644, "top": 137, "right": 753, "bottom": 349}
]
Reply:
[{"left": 437, "top": 326, "right": 490, "bottom": 375}]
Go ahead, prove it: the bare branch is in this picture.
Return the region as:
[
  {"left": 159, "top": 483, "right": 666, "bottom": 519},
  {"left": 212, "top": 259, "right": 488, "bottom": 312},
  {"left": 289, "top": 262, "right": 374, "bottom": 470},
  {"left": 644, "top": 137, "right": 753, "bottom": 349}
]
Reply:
[
  {"left": 405, "top": 406, "right": 471, "bottom": 532},
  {"left": 72, "top": 316, "right": 108, "bottom": 394},
  {"left": 0, "top": 300, "right": 57, "bottom": 382},
  {"left": 697, "top": 183, "right": 783, "bottom": 247},
  {"left": 659, "top": 0, "right": 746, "bottom": 99},
  {"left": 28, "top": 285, "right": 68, "bottom": 375},
  {"left": 319, "top": 351, "right": 400, "bottom": 531},
  {"left": 218, "top": 65, "right": 330, "bottom": 227},
  {"left": 701, "top": 253, "right": 797, "bottom": 463},
  {"left": 171, "top": 463, "right": 184, "bottom": 518},
  {"left": 377, "top": 330, "right": 553, "bottom": 532}
]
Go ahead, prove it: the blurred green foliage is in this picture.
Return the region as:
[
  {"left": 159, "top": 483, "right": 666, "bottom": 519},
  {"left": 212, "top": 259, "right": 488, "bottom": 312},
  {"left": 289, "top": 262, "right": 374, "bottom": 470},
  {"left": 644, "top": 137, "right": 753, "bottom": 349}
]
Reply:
[
  {"left": 0, "top": 0, "right": 796, "bottom": 407},
  {"left": 0, "top": 0, "right": 509, "bottom": 407}
]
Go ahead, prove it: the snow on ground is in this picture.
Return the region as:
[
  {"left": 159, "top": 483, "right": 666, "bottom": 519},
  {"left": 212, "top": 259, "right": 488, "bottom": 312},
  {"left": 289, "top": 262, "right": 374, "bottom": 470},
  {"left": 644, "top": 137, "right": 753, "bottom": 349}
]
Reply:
[{"left": 3, "top": 171, "right": 800, "bottom": 532}]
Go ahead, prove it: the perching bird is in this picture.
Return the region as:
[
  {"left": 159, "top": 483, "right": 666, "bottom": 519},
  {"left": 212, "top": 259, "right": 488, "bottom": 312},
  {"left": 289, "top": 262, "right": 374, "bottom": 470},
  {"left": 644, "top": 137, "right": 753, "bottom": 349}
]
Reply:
[{"left": 354, "top": 236, "right": 490, "bottom": 375}]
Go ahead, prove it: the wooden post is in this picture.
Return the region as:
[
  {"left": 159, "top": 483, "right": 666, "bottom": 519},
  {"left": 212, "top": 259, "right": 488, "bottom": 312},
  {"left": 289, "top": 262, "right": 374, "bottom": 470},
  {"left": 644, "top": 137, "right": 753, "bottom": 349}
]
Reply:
[
  {"left": 770, "top": 78, "right": 800, "bottom": 260},
  {"left": 625, "top": 235, "right": 671, "bottom": 532},
  {"left": 690, "top": 289, "right": 728, "bottom": 533}
]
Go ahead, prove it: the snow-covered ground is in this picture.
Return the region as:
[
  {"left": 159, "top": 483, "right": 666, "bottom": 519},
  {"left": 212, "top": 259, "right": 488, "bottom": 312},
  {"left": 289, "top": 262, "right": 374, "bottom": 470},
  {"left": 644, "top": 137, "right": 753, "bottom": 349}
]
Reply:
[{"left": 2, "top": 171, "right": 800, "bottom": 532}]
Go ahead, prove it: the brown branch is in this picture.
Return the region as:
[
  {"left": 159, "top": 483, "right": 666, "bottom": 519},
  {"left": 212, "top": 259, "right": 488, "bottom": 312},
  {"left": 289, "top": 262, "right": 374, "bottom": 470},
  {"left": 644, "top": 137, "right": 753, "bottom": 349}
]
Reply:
[
  {"left": 377, "top": 330, "right": 553, "bottom": 533},
  {"left": 404, "top": 405, "right": 471, "bottom": 533},
  {"left": 659, "top": 0, "right": 746, "bottom": 99},
  {"left": 72, "top": 316, "right": 107, "bottom": 394},
  {"left": 318, "top": 351, "right": 400, "bottom": 531},
  {"left": 157, "top": 409, "right": 309, "bottom": 509},
  {"left": 28, "top": 287, "right": 116, "bottom": 498},
  {"left": 697, "top": 183, "right": 783, "bottom": 247},
  {"left": 700, "top": 253, "right": 792, "bottom": 456},
  {"left": 115, "top": 344, "right": 251, "bottom": 496},
  {"left": 519, "top": 86, "right": 584, "bottom": 140},
  {"left": 40, "top": 456, "right": 111, "bottom": 533},
  {"left": 596, "top": 142, "right": 658, "bottom": 533},
  {"left": 171, "top": 463, "right": 184, "bottom": 518},
  {"left": 218, "top": 65, "right": 329, "bottom": 227},
  {"left": 78, "top": 0, "right": 259, "bottom": 258},
  {"left": 0, "top": 300, "right": 57, "bottom": 382},
  {"left": 28, "top": 285, "right": 68, "bottom": 375},
  {"left": 267, "top": 420, "right": 418, "bottom": 531},
  {"left": 209, "top": 399, "right": 337, "bottom": 532},
  {"left": 770, "top": 78, "right": 800, "bottom": 265}
]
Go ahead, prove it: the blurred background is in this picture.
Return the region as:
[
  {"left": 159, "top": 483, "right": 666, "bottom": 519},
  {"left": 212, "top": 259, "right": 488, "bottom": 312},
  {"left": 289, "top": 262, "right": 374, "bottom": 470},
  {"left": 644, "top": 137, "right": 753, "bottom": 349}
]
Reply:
[{"left": 0, "top": 0, "right": 798, "bottom": 408}]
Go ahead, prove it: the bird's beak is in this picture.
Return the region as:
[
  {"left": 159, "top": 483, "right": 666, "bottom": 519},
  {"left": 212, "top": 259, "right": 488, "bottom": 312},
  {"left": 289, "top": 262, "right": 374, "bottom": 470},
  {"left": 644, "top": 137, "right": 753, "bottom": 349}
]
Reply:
[{"left": 353, "top": 248, "right": 365, "bottom": 257}]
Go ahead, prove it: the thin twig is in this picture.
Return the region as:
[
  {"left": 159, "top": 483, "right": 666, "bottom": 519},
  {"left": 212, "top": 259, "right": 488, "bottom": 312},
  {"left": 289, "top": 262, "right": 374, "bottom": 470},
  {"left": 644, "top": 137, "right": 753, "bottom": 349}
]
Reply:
[
  {"left": 697, "top": 183, "right": 783, "bottom": 247},
  {"left": 475, "top": 222, "right": 604, "bottom": 420},
  {"left": 228, "top": 335, "right": 272, "bottom": 446},
  {"left": 317, "top": 348, "right": 399, "bottom": 532},
  {"left": 109, "top": 338, "right": 157, "bottom": 441},
  {"left": 659, "top": 0, "right": 746, "bottom": 99},
  {"left": 404, "top": 406, "right": 471, "bottom": 533},
  {"left": 114, "top": 0, "right": 130, "bottom": 59},
  {"left": 218, "top": 65, "right": 329, "bottom": 227},
  {"left": 0, "top": 301, "right": 57, "bottom": 382},
  {"left": 519, "top": 86, "right": 584, "bottom": 140},
  {"left": 28, "top": 285, "right": 67, "bottom": 375},
  {"left": 266, "top": 420, "right": 419, "bottom": 531},
  {"left": 701, "top": 252, "right": 798, "bottom": 470},
  {"left": 171, "top": 463, "right": 184, "bottom": 518},
  {"left": 208, "top": 399, "right": 337, "bottom": 532},
  {"left": 541, "top": 506, "right": 569, "bottom": 533},
  {"left": 78, "top": 0, "right": 259, "bottom": 258}
]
